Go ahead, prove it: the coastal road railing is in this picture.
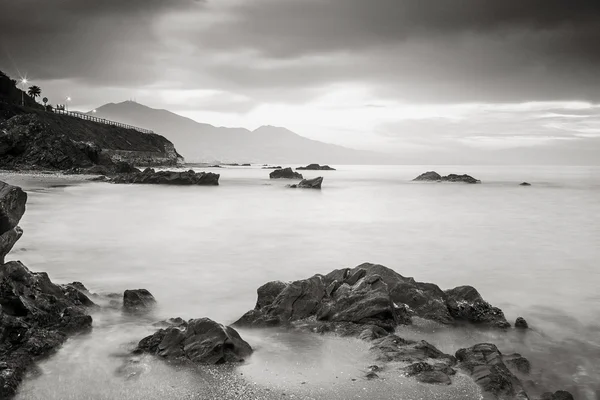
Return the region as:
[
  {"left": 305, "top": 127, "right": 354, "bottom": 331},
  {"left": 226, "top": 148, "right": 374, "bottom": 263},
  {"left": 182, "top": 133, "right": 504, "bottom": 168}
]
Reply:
[{"left": 52, "top": 109, "right": 155, "bottom": 134}]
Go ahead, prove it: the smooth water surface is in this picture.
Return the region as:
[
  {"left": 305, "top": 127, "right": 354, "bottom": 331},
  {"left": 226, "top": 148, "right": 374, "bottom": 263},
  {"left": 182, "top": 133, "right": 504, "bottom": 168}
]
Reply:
[{"left": 2, "top": 165, "right": 599, "bottom": 399}]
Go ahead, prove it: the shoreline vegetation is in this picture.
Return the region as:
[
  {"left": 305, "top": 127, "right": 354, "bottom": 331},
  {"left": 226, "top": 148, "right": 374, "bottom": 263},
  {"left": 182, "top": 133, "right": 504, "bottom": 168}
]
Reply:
[{"left": 0, "top": 179, "right": 574, "bottom": 399}]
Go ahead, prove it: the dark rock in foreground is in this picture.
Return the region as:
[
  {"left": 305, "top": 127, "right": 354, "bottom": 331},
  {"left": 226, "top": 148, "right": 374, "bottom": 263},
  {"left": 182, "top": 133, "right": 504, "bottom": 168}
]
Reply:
[
  {"left": 296, "top": 164, "right": 336, "bottom": 171},
  {"left": 123, "top": 289, "right": 156, "bottom": 314},
  {"left": 234, "top": 263, "right": 509, "bottom": 330},
  {"left": 413, "top": 171, "right": 481, "bottom": 184},
  {"left": 135, "top": 317, "right": 252, "bottom": 365},
  {"left": 288, "top": 177, "right": 323, "bottom": 189},
  {"left": 269, "top": 167, "right": 303, "bottom": 179},
  {"left": 0, "top": 180, "right": 95, "bottom": 399},
  {"left": 110, "top": 168, "right": 220, "bottom": 186}
]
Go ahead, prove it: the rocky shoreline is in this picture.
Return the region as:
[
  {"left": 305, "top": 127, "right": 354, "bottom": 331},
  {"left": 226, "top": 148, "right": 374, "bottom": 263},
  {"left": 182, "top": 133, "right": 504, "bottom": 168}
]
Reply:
[{"left": 0, "top": 179, "right": 573, "bottom": 399}]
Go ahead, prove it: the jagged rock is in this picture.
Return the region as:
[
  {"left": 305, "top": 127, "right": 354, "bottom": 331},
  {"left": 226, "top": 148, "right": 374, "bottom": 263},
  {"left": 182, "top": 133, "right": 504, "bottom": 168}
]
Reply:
[
  {"left": 515, "top": 317, "right": 529, "bottom": 329},
  {"left": 134, "top": 317, "right": 252, "bottom": 364},
  {"left": 110, "top": 168, "right": 220, "bottom": 186},
  {"left": 123, "top": 289, "right": 156, "bottom": 314},
  {"left": 288, "top": 177, "right": 324, "bottom": 189},
  {"left": 235, "top": 263, "right": 510, "bottom": 330},
  {"left": 442, "top": 174, "right": 481, "bottom": 184},
  {"left": 413, "top": 171, "right": 442, "bottom": 181},
  {"left": 455, "top": 343, "right": 525, "bottom": 399},
  {"left": 520, "top": 182, "right": 532, "bottom": 186},
  {"left": 330, "top": 263, "right": 454, "bottom": 324},
  {"left": 234, "top": 270, "right": 410, "bottom": 331},
  {"left": 413, "top": 171, "right": 481, "bottom": 184},
  {"left": 540, "top": 391, "right": 574, "bottom": 400},
  {"left": 269, "top": 167, "right": 303, "bottom": 179},
  {"left": 296, "top": 164, "right": 336, "bottom": 171},
  {"left": 445, "top": 285, "right": 510, "bottom": 328}
]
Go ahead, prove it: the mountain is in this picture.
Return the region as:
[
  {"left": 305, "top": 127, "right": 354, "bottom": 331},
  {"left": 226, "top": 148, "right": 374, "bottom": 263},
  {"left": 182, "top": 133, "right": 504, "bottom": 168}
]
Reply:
[{"left": 91, "top": 101, "right": 394, "bottom": 164}]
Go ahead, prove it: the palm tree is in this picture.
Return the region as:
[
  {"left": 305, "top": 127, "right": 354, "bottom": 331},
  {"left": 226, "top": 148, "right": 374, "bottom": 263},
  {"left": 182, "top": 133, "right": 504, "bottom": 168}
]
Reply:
[{"left": 28, "top": 85, "right": 41, "bottom": 100}]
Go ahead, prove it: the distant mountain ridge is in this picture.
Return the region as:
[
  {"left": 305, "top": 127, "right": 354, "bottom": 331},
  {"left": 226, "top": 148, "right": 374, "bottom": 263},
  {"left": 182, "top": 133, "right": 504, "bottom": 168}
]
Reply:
[{"left": 92, "top": 101, "right": 393, "bottom": 164}]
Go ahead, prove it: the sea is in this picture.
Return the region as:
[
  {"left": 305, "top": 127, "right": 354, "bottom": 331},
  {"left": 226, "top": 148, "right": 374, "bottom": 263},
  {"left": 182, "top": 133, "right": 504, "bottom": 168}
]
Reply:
[{"left": 1, "top": 165, "right": 599, "bottom": 400}]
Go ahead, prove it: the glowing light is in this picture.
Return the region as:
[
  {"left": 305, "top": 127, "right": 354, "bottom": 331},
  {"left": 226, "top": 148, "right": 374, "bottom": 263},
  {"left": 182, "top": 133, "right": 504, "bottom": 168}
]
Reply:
[
  {"left": 66, "top": 97, "right": 71, "bottom": 101},
  {"left": 20, "top": 78, "right": 28, "bottom": 85}
]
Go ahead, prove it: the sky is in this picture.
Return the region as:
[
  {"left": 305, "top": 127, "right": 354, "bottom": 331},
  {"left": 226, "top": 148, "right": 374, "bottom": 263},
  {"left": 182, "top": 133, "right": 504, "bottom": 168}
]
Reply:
[{"left": 1, "top": 0, "right": 600, "bottom": 162}]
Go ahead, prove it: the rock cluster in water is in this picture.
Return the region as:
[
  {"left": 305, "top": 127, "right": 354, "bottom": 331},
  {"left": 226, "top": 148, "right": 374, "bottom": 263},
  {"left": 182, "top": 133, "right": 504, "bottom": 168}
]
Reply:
[
  {"left": 296, "top": 164, "right": 336, "bottom": 171},
  {"left": 233, "top": 263, "right": 572, "bottom": 399},
  {"left": 269, "top": 167, "right": 303, "bottom": 179},
  {"left": 413, "top": 171, "right": 481, "bottom": 184},
  {"left": 108, "top": 168, "right": 220, "bottom": 186},
  {"left": 288, "top": 176, "right": 324, "bottom": 189}
]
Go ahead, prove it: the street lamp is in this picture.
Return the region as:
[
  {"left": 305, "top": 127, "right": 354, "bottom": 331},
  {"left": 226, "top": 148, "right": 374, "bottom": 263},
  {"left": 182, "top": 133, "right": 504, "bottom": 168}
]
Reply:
[
  {"left": 66, "top": 97, "right": 71, "bottom": 112},
  {"left": 20, "top": 78, "right": 28, "bottom": 106}
]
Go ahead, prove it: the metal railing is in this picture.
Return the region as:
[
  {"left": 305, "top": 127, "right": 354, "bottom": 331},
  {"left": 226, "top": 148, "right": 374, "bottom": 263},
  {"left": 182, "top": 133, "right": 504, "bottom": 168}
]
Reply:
[{"left": 52, "top": 109, "right": 155, "bottom": 134}]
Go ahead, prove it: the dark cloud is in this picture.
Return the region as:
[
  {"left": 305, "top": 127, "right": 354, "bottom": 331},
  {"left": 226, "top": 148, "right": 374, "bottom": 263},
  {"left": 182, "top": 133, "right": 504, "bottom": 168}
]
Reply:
[{"left": 1, "top": 0, "right": 599, "bottom": 104}]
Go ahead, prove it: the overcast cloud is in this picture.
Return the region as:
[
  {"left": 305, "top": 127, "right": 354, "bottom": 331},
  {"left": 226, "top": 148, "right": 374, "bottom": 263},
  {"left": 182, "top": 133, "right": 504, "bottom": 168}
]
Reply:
[{"left": 1, "top": 0, "right": 599, "bottom": 162}]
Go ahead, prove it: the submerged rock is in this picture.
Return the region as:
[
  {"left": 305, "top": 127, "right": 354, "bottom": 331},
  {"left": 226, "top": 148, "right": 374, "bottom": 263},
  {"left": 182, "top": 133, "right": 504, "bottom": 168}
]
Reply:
[
  {"left": 123, "top": 289, "right": 156, "bottom": 314},
  {"left": 269, "top": 167, "right": 303, "bottom": 179},
  {"left": 135, "top": 317, "right": 253, "bottom": 365},
  {"left": 0, "top": 180, "right": 95, "bottom": 399},
  {"left": 110, "top": 168, "right": 220, "bottom": 186},
  {"left": 520, "top": 182, "right": 532, "bottom": 186},
  {"left": 288, "top": 177, "right": 324, "bottom": 189},
  {"left": 413, "top": 171, "right": 481, "bottom": 184},
  {"left": 296, "top": 164, "right": 336, "bottom": 171}
]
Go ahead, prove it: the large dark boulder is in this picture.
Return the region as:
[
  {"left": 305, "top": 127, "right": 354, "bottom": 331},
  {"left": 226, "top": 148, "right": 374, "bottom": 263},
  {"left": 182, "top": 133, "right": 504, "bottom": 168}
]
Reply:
[
  {"left": 289, "top": 177, "right": 323, "bottom": 189},
  {"left": 123, "top": 289, "right": 156, "bottom": 314},
  {"left": 333, "top": 263, "right": 454, "bottom": 324},
  {"left": 110, "top": 168, "right": 220, "bottom": 186},
  {"left": 455, "top": 343, "right": 526, "bottom": 399},
  {"left": 413, "top": 171, "right": 481, "bottom": 184},
  {"left": 135, "top": 317, "right": 252, "bottom": 364},
  {"left": 269, "top": 167, "right": 303, "bottom": 179},
  {"left": 445, "top": 286, "right": 510, "bottom": 328},
  {"left": 296, "top": 164, "right": 336, "bottom": 171},
  {"left": 234, "top": 269, "right": 410, "bottom": 331},
  {"left": 235, "top": 263, "right": 510, "bottom": 330}
]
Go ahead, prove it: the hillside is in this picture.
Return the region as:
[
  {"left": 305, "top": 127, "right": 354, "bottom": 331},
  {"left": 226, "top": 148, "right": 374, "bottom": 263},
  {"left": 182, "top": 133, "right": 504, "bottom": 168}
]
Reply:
[
  {"left": 92, "top": 101, "right": 393, "bottom": 164},
  {"left": 0, "top": 102, "right": 180, "bottom": 170}
]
